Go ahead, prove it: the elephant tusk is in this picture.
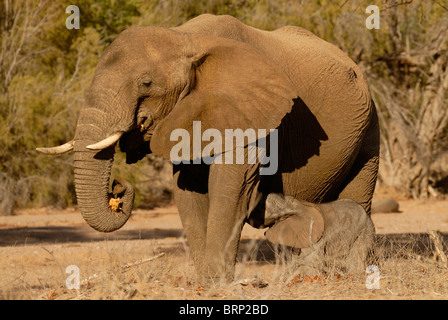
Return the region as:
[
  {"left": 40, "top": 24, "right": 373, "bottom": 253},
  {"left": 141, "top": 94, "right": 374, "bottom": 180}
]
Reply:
[
  {"left": 36, "top": 140, "right": 74, "bottom": 154},
  {"left": 86, "top": 132, "right": 123, "bottom": 150}
]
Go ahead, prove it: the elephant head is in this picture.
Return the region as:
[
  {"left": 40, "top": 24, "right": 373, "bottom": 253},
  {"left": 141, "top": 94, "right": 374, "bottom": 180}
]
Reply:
[{"left": 37, "top": 26, "right": 296, "bottom": 232}]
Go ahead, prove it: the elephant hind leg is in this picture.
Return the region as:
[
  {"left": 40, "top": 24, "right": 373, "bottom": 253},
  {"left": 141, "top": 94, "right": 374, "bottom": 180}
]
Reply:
[
  {"left": 297, "top": 106, "right": 379, "bottom": 275},
  {"left": 337, "top": 105, "right": 380, "bottom": 215}
]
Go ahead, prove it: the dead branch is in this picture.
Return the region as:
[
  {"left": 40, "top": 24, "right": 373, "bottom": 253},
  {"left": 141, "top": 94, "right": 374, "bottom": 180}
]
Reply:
[
  {"left": 120, "top": 252, "right": 166, "bottom": 270},
  {"left": 80, "top": 252, "right": 166, "bottom": 287}
]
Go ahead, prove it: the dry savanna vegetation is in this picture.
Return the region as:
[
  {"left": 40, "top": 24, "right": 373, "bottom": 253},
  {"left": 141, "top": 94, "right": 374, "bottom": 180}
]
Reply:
[
  {"left": 1, "top": 0, "right": 448, "bottom": 300},
  {"left": 0, "top": 201, "right": 448, "bottom": 300}
]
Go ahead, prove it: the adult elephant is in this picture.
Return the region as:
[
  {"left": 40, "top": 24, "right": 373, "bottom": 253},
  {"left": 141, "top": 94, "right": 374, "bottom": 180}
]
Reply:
[{"left": 37, "top": 14, "right": 379, "bottom": 282}]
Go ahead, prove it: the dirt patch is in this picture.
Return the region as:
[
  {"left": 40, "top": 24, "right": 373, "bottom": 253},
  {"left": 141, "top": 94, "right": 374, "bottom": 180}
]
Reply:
[{"left": 1, "top": 199, "right": 448, "bottom": 300}]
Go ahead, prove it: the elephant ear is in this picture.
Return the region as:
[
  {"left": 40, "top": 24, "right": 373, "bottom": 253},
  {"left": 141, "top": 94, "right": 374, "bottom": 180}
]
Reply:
[{"left": 150, "top": 35, "right": 297, "bottom": 162}]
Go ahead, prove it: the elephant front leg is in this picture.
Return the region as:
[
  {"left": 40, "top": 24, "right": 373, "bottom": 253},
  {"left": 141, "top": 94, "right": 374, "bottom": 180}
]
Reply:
[
  {"left": 204, "top": 200, "right": 246, "bottom": 282},
  {"left": 172, "top": 164, "right": 210, "bottom": 277},
  {"left": 204, "top": 163, "right": 260, "bottom": 283}
]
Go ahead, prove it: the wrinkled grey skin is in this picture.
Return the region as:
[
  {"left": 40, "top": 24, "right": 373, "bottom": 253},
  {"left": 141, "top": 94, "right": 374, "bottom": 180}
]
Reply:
[{"left": 37, "top": 14, "right": 379, "bottom": 282}]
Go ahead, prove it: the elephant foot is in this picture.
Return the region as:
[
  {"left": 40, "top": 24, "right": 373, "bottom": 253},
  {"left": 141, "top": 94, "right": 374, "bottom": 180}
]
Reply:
[{"left": 195, "top": 262, "right": 236, "bottom": 287}]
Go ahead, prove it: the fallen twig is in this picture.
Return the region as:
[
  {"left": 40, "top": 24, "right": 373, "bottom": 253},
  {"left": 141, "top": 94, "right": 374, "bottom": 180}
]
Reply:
[
  {"left": 80, "top": 252, "right": 166, "bottom": 287},
  {"left": 120, "top": 252, "right": 166, "bottom": 270}
]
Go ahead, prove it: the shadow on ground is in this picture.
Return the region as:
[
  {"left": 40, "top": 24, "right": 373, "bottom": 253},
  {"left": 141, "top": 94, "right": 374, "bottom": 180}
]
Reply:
[
  {"left": 0, "top": 225, "right": 446, "bottom": 263},
  {"left": 0, "top": 226, "right": 184, "bottom": 246}
]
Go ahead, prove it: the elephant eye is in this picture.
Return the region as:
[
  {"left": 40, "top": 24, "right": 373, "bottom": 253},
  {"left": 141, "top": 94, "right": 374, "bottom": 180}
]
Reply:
[{"left": 141, "top": 80, "right": 152, "bottom": 88}]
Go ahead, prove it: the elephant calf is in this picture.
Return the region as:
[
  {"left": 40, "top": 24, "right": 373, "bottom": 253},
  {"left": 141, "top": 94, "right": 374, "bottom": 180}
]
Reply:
[{"left": 250, "top": 193, "right": 375, "bottom": 275}]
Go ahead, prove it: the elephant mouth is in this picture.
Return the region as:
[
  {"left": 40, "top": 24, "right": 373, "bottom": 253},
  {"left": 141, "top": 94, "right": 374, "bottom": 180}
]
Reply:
[
  {"left": 116, "top": 111, "right": 156, "bottom": 164},
  {"left": 119, "top": 127, "right": 153, "bottom": 164}
]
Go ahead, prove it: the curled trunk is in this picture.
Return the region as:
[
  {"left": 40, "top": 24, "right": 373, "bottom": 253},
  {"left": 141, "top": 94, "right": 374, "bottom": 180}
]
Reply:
[{"left": 74, "top": 139, "right": 134, "bottom": 233}]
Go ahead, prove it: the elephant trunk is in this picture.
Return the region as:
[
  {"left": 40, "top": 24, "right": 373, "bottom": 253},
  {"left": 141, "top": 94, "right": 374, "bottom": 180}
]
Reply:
[
  {"left": 74, "top": 140, "right": 134, "bottom": 232},
  {"left": 73, "top": 90, "right": 135, "bottom": 232}
]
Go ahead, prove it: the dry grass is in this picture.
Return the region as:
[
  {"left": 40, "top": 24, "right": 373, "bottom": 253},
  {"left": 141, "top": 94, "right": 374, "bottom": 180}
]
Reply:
[{"left": 1, "top": 232, "right": 447, "bottom": 300}]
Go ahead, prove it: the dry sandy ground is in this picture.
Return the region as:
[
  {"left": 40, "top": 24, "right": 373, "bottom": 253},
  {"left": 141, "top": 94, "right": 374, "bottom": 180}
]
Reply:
[{"left": 0, "top": 198, "right": 448, "bottom": 300}]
